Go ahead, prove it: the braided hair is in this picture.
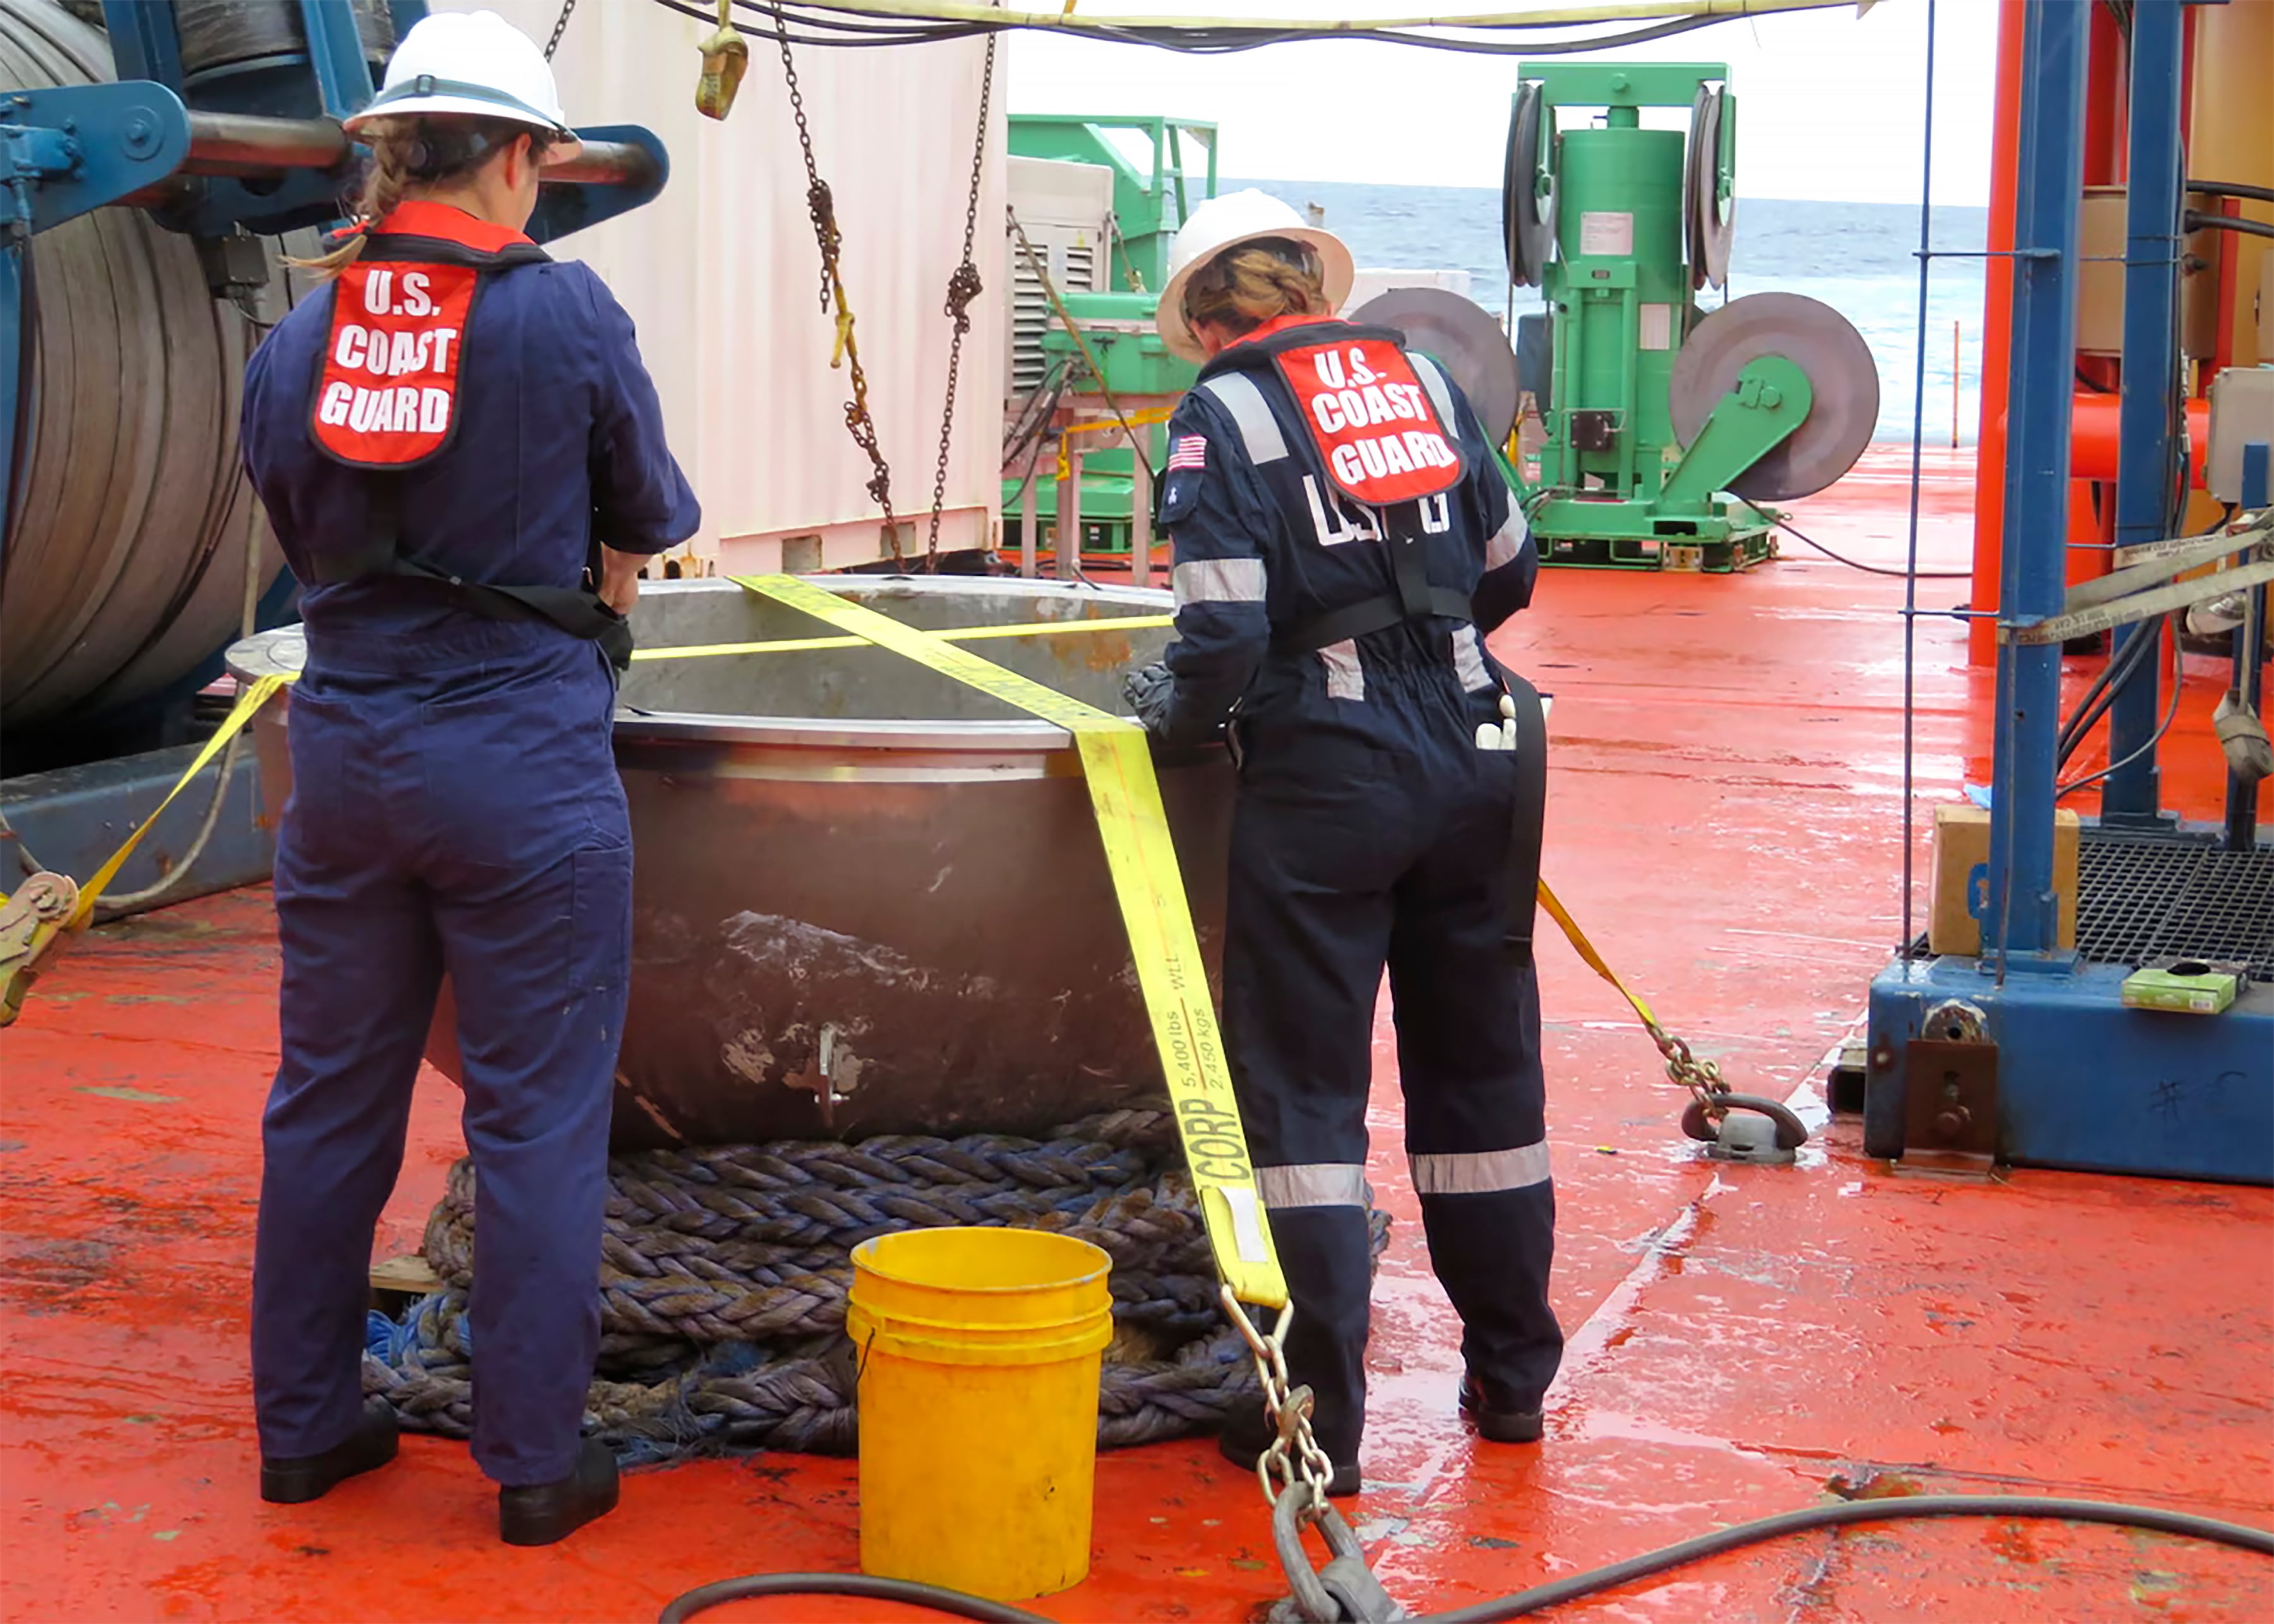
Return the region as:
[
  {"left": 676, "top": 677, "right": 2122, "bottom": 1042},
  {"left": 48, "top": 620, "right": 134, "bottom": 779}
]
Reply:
[
  {"left": 299, "top": 115, "right": 555, "bottom": 278},
  {"left": 1181, "top": 238, "right": 1329, "bottom": 339}
]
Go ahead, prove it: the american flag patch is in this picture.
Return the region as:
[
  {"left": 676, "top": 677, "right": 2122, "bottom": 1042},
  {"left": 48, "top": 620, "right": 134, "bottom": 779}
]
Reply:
[{"left": 1167, "top": 435, "right": 1207, "bottom": 471}]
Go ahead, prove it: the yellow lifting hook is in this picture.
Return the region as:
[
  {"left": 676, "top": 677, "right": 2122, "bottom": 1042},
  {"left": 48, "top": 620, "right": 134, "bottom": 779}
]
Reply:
[{"left": 695, "top": 0, "right": 750, "bottom": 121}]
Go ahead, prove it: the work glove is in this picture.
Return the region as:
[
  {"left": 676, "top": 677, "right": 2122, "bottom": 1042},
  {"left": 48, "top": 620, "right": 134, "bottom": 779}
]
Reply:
[{"left": 1123, "top": 661, "right": 1176, "bottom": 740}]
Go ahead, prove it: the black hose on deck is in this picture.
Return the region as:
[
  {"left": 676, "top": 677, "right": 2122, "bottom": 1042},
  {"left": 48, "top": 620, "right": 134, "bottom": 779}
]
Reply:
[
  {"left": 1419, "top": 1496, "right": 2274, "bottom": 1622},
  {"left": 656, "top": 1495, "right": 2274, "bottom": 1623},
  {"left": 658, "top": 1573, "right": 1054, "bottom": 1623}
]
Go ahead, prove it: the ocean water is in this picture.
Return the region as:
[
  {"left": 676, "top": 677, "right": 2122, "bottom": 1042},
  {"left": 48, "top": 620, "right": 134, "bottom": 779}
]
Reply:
[{"left": 1230, "top": 179, "right": 1991, "bottom": 447}]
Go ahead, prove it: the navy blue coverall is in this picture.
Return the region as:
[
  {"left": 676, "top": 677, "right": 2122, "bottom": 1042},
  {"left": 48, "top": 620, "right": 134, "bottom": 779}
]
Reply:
[
  {"left": 239, "top": 201, "right": 699, "bottom": 1487},
  {"left": 1153, "top": 315, "right": 1560, "bottom": 1469}
]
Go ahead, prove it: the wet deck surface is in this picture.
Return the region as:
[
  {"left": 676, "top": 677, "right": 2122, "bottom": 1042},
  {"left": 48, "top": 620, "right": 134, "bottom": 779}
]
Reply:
[{"left": 6, "top": 446, "right": 2271, "bottom": 1621}]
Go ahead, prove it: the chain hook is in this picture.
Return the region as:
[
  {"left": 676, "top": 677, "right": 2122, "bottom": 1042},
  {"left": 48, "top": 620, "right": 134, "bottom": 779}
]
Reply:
[
  {"left": 1265, "top": 1481, "right": 1408, "bottom": 1624},
  {"left": 1221, "top": 1287, "right": 1335, "bottom": 1510}
]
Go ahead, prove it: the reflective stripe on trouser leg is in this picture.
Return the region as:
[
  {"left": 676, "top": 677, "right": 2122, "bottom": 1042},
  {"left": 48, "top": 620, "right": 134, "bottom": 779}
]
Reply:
[
  {"left": 1421, "top": 1181, "right": 1561, "bottom": 1407},
  {"left": 1251, "top": 1164, "right": 1371, "bottom": 1467},
  {"left": 1409, "top": 1141, "right": 1550, "bottom": 1196},
  {"left": 1260, "top": 1206, "right": 1373, "bottom": 1467},
  {"left": 1386, "top": 735, "right": 1563, "bottom": 1407},
  {"left": 1221, "top": 769, "right": 1411, "bottom": 1472},
  {"left": 1256, "top": 1162, "right": 1369, "bottom": 1210}
]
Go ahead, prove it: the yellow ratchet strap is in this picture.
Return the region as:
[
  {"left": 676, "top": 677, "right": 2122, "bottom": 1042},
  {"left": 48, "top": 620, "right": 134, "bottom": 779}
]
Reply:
[
  {"left": 3, "top": 675, "right": 291, "bottom": 1024},
  {"left": 732, "top": 573, "right": 1289, "bottom": 1311},
  {"left": 1537, "top": 878, "right": 1662, "bottom": 1029},
  {"left": 630, "top": 614, "right": 1174, "bottom": 663},
  {"left": 63, "top": 675, "right": 291, "bottom": 930}
]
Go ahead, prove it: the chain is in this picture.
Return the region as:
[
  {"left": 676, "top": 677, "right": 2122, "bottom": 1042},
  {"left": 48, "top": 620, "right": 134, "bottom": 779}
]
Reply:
[
  {"left": 1647, "top": 1020, "right": 1731, "bottom": 1122},
  {"left": 1221, "top": 1287, "right": 1335, "bottom": 1515},
  {"left": 543, "top": 0, "right": 577, "bottom": 60},
  {"left": 922, "top": 30, "right": 998, "bottom": 572},
  {"left": 769, "top": 4, "right": 900, "bottom": 563}
]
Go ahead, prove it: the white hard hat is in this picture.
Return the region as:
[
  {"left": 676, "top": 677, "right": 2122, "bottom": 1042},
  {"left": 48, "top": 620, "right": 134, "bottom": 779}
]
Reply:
[
  {"left": 345, "top": 9, "right": 581, "bottom": 163},
  {"left": 1155, "top": 189, "right": 1355, "bottom": 364}
]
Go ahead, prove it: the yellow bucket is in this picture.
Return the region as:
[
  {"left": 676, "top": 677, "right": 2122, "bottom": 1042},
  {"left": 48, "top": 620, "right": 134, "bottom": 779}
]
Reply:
[{"left": 847, "top": 1227, "right": 1114, "bottom": 1601}]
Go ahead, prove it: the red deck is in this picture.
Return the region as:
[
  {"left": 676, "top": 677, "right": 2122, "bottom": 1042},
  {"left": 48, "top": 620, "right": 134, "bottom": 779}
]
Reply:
[{"left": 6, "top": 445, "right": 2270, "bottom": 1622}]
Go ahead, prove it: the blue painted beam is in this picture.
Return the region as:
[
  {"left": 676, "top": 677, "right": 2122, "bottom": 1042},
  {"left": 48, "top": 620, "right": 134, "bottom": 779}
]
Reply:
[
  {"left": 1865, "top": 959, "right": 2274, "bottom": 1185},
  {"left": 2103, "top": 0, "right": 2186, "bottom": 825},
  {"left": 1, "top": 743, "right": 275, "bottom": 918},
  {"left": 1984, "top": 0, "right": 2088, "bottom": 967},
  {"left": 298, "top": 0, "right": 378, "bottom": 120}
]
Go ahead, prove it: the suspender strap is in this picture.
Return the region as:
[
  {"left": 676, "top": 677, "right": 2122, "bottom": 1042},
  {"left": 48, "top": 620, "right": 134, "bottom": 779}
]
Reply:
[
  {"left": 310, "top": 476, "right": 635, "bottom": 671},
  {"left": 1273, "top": 587, "right": 1474, "bottom": 654},
  {"left": 1500, "top": 671, "right": 1548, "bottom": 966},
  {"left": 1388, "top": 503, "right": 1435, "bottom": 620}
]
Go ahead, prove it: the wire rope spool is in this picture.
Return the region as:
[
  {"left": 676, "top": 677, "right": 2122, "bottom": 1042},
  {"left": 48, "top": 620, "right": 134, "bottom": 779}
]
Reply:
[
  {"left": 1501, "top": 80, "right": 1555, "bottom": 289},
  {"left": 174, "top": 0, "right": 394, "bottom": 92},
  {"left": 1668, "top": 292, "right": 1878, "bottom": 502},
  {"left": 1347, "top": 286, "right": 1522, "bottom": 447},
  {"left": 1, "top": 0, "right": 289, "bottom": 738},
  {"left": 1683, "top": 83, "right": 1736, "bottom": 291}
]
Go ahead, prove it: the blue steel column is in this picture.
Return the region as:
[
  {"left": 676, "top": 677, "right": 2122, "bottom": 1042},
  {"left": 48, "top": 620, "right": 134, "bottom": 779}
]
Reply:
[
  {"left": 2102, "top": 0, "right": 2185, "bottom": 825},
  {"left": 1985, "top": 0, "right": 2088, "bottom": 967}
]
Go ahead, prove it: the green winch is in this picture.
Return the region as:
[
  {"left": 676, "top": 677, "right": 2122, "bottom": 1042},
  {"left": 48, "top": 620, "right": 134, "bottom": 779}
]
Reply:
[{"left": 1506, "top": 63, "right": 1880, "bottom": 572}]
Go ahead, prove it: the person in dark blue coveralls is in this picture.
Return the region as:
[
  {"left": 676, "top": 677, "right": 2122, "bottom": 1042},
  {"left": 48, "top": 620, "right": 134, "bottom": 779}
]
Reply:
[
  {"left": 1124, "top": 191, "right": 1563, "bottom": 1498},
  {"left": 235, "top": 11, "right": 698, "bottom": 1544}
]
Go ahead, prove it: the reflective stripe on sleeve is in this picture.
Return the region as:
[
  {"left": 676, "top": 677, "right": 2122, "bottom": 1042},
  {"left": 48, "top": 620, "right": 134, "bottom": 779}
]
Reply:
[
  {"left": 1197, "top": 373, "right": 1290, "bottom": 464},
  {"left": 1409, "top": 352, "right": 1460, "bottom": 430},
  {"left": 1486, "top": 510, "right": 1532, "bottom": 572},
  {"left": 1172, "top": 557, "right": 1268, "bottom": 606}
]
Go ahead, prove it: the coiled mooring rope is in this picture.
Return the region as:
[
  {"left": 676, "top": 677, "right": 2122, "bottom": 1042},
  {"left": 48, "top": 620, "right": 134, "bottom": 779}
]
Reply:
[{"left": 363, "top": 1109, "right": 1388, "bottom": 1464}]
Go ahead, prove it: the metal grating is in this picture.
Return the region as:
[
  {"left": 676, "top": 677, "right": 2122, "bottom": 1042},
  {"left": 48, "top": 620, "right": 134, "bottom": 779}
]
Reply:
[{"left": 2074, "top": 829, "right": 2274, "bottom": 981}]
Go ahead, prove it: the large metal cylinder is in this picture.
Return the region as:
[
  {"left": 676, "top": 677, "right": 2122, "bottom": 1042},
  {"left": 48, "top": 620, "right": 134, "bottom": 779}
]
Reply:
[
  {"left": 229, "top": 578, "right": 1236, "bottom": 1150},
  {"left": 1, "top": 0, "right": 287, "bottom": 740},
  {"left": 175, "top": 0, "right": 394, "bottom": 92}
]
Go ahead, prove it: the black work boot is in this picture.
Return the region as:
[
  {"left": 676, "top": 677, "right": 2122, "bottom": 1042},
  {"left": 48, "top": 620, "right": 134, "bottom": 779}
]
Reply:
[
  {"left": 1216, "top": 1424, "right": 1362, "bottom": 1498},
  {"left": 1458, "top": 1371, "right": 1544, "bottom": 1445},
  {"left": 499, "top": 1438, "right": 620, "bottom": 1547},
  {"left": 260, "top": 1397, "right": 400, "bottom": 1504}
]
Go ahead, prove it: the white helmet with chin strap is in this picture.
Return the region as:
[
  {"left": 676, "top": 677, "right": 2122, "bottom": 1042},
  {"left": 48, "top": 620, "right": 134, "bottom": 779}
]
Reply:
[
  {"left": 345, "top": 9, "right": 582, "bottom": 164},
  {"left": 1155, "top": 189, "right": 1355, "bottom": 364}
]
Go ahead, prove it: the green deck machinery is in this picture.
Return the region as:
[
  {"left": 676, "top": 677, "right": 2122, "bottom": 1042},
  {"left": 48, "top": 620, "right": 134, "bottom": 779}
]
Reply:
[
  {"left": 1507, "top": 63, "right": 1879, "bottom": 572},
  {"left": 1003, "top": 116, "right": 1212, "bottom": 560}
]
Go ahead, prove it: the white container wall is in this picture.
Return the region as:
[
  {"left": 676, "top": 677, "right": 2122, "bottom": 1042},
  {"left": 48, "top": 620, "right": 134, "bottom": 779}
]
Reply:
[{"left": 461, "top": 1, "right": 1008, "bottom": 570}]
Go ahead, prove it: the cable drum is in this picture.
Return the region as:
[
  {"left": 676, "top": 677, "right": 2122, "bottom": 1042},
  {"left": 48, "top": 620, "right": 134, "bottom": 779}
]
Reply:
[
  {"left": 175, "top": 0, "right": 394, "bottom": 87},
  {"left": 1501, "top": 80, "right": 1554, "bottom": 288},
  {"left": 1, "top": 0, "right": 289, "bottom": 737}
]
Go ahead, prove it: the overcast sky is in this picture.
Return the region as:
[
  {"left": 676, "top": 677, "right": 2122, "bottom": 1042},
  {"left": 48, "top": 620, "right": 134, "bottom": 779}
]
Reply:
[{"left": 1007, "top": 0, "right": 1997, "bottom": 206}]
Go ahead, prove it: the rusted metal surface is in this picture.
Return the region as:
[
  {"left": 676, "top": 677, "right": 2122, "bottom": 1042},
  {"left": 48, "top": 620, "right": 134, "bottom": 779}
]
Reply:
[{"left": 231, "top": 577, "right": 1229, "bottom": 1148}]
